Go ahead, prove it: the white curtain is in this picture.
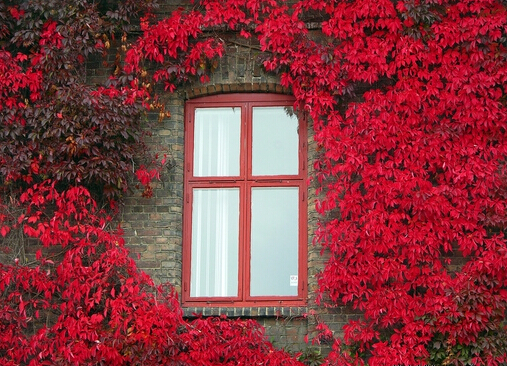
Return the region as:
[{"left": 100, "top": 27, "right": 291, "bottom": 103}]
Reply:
[
  {"left": 194, "top": 108, "right": 240, "bottom": 177},
  {"left": 191, "top": 107, "right": 241, "bottom": 297},
  {"left": 191, "top": 188, "right": 239, "bottom": 297}
]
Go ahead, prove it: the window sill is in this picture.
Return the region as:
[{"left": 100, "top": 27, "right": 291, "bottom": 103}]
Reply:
[{"left": 182, "top": 306, "right": 308, "bottom": 318}]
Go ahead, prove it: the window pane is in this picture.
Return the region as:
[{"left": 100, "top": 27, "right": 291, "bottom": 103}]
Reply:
[
  {"left": 191, "top": 188, "right": 239, "bottom": 297},
  {"left": 252, "top": 107, "right": 298, "bottom": 176},
  {"left": 250, "top": 187, "right": 299, "bottom": 296},
  {"left": 194, "top": 108, "right": 240, "bottom": 177}
]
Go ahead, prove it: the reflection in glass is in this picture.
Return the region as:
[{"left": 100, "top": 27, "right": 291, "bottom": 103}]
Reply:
[
  {"left": 194, "top": 108, "right": 240, "bottom": 177},
  {"left": 250, "top": 187, "right": 299, "bottom": 296},
  {"left": 191, "top": 188, "right": 239, "bottom": 297},
  {"left": 252, "top": 107, "right": 298, "bottom": 176}
]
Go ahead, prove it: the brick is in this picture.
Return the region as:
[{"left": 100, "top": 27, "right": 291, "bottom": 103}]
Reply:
[{"left": 82, "top": 30, "right": 333, "bottom": 353}]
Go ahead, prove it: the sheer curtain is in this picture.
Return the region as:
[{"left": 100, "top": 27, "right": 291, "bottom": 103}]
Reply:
[
  {"left": 193, "top": 108, "right": 240, "bottom": 177},
  {"left": 191, "top": 108, "right": 241, "bottom": 297},
  {"left": 191, "top": 188, "right": 239, "bottom": 297}
]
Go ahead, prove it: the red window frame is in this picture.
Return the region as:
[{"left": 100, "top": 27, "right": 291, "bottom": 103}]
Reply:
[{"left": 182, "top": 93, "right": 307, "bottom": 307}]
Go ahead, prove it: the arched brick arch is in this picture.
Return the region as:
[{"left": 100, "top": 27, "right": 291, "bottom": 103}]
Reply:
[{"left": 185, "top": 82, "right": 291, "bottom": 99}]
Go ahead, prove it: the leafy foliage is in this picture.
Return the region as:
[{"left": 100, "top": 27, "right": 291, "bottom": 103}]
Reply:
[
  {"left": 125, "top": 0, "right": 507, "bottom": 364},
  {"left": 295, "top": 0, "right": 507, "bottom": 364},
  {"left": 2, "top": 0, "right": 507, "bottom": 365},
  {"left": 0, "top": 0, "right": 155, "bottom": 201},
  {"left": 0, "top": 0, "right": 305, "bottom": 365},
  {"left": 0, "top": 181, "right": 303, "bottom": 365}
]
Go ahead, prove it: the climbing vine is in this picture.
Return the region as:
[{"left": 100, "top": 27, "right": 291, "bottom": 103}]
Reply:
[{"left": 1, "top": 0, "right": 507, "bottom": 365}]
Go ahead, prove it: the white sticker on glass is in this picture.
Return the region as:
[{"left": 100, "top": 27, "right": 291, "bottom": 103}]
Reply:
[{"left": 290, "top": 275, "right": 298, "bottom": 286}]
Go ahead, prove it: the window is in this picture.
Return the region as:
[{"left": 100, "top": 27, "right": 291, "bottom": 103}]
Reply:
[{"left": 182, "top": 94, "right": 307, "bottom": 306}]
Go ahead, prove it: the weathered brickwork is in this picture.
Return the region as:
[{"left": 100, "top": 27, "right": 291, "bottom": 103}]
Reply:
[
  {"left": 80, "top": 17, "right": 401, "bottom": 355},
  {"left": 91, "top": 36, "right": 322, "bottom": 351},
  {"left": 84, "top": 7, "right": 416, "bottom": 354},
  {"left": 121, "top": 94, "right": 186, "bottom": 292}
]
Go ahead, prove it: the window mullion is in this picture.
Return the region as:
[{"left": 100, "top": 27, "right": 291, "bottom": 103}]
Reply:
[
  {"left": 245, "top": 102, "right": 253, "bottom": 180},
  {"left": 239, "top": 103, "right": 250, "bottom": 301},
  {"left": 239, "top": 180, "right": 249, "bottom": 301}
]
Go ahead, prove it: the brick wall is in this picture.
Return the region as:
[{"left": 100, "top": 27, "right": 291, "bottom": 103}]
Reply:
[
  {"left": 82, "top": 5, "right": 385, "bottom": 354},
  {"left": 101, "top": 34, "right": 324, "bottom": 352},
  {"left": 80, "top": 8, "right": 406, "bottom": 356}
]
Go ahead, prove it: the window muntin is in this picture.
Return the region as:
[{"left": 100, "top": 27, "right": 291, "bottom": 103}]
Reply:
[{"left": 183, "top": 94, "right": 307, "bottom": 306}]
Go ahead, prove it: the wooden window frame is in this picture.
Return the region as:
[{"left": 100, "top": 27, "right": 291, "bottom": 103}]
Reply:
[{"left": 182, "top": 93, "right": 307, "bottom": 307}]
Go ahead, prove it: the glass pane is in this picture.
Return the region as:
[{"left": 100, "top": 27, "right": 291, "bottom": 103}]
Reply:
[
  {"left": 250, "top": 187, "right": 299, "bottom": 296},
  {"left": 191, "top": 188, "right": 239, "bottom": 297},
  {"left": 252, "top": 107, "right": 298, "bottom": 176},
  {"left": 194, "top": 108, "right": 240, "bottom": 177}
]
